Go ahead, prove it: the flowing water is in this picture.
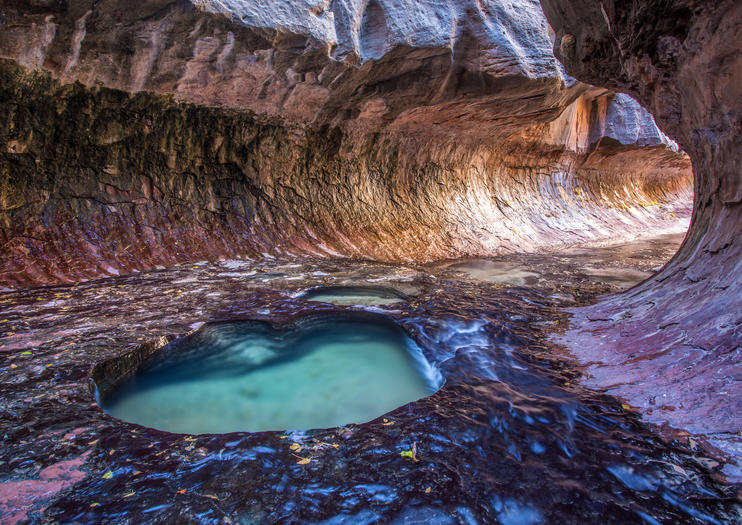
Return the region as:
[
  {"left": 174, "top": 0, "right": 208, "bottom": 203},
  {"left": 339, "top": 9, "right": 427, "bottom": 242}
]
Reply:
[{"left": 102, "top": 316, "right": 441, "bottom": 433}]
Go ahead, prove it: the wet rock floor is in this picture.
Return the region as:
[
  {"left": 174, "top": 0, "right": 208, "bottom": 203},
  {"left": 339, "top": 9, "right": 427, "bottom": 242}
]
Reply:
[{"left": 1, "top": 233, "right": 740, "bottom": 524}]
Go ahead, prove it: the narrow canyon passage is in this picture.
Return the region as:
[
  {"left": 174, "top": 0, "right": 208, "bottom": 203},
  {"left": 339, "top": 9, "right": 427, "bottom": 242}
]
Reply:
[{"left": 0, "top": 0, "right": 740, "bottom": 524}]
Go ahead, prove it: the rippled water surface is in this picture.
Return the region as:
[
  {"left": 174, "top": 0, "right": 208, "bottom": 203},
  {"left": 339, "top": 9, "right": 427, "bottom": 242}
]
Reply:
[{"left": 102, "top": 317, "right": 440, "bottom": 433}]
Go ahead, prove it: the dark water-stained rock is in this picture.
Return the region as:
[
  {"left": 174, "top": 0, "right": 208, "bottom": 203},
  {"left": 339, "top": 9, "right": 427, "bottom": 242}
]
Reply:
[
  {"left": 0, "top": 0, "right": 694, "bottom": 289},
  {"left": 0, "top": 60, "right": 690, "bottom": 288},
  {"left": 0, "top": 0, "right": 739, "bottom": 520}
]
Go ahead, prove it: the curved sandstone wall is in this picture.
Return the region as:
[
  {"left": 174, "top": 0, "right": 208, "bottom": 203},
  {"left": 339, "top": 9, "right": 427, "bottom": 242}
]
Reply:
[
  {"left": 0, "top": 60, "right": 689, "bottom": 287},
  {"left": 0, "top": 1, "right": 692, "bottom": 288},
  {"left": 540, "top": 0, "right": 742, "bottom": 474}
]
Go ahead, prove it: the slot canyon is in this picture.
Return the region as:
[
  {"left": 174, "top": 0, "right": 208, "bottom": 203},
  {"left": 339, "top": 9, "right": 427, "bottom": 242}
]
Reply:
[{"left": 0, "top": 0, "right": 739, "bottom": 523}]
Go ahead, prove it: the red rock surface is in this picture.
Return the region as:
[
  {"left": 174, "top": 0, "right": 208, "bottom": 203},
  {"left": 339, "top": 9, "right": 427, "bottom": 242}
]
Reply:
[
  {"left": 0, "top": 451, "right": 89, "bottom": 525},
  {"left": 0, "top": 60, "right": 690, "bottom": 288}
]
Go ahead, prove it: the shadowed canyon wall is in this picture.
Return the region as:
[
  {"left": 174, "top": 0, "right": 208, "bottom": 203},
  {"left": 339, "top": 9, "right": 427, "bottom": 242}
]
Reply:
[
  {"left": 0, "top": 1, "right": 690, "bottom": 288},
  {"left": 540, "top": 0, "right": 742, "bottom": 474}
]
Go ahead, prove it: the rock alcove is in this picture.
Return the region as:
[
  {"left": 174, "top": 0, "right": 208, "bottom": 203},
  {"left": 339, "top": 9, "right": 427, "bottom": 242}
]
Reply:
[{"left": 0, "top": 0, "right": 740, "bottom": 524}]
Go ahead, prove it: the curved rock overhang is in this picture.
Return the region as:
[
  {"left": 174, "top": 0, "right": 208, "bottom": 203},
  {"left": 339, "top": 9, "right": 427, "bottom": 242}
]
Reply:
[
  {"left": 0, "top": 0, "right": 690, "bottom": 287},
  {"left": 540, "top": 0, "right": 741, "bottom": 476}
]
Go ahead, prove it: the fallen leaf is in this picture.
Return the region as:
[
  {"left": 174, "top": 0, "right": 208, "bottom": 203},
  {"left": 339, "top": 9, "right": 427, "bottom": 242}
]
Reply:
[
  {"left": 425, "top": 487, "right": 431, "bottom": 494},
  {"left": 102, "top": 470, "right": 113, "bottom": 479},
  {"left": 399, "top": 442, "right": 418, "bottom": 462},
  {"left": 297, "top": 458, "right": 311, "bottom": 465},
  {"left": 123, "top": 492, "right": 136, "bottom": 498},
  {"left": 176, "top": 489, "right": 187, "bottom": 494},
  {"left": 621, "top": 403, "right": 631, "bottom": 410},
  {"left": 289, "top": 443, "right": 301, "bottom": 451},
  {"left": 90, "top": 502, "right": 101, "bottom": 508},
  {"left": 132, "top": 471, "right": 142, "bottom": 476}
]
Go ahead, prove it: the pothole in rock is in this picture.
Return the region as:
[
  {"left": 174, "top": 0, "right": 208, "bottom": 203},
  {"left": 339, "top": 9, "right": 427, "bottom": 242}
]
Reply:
[
  {"left": 95, "top": 314, "right": 441, "bottom": 434},
  {"left": 300, "top": 286, "right": 409, "bottom": 306},
  {"left": 582, "top": 267, "right": 654, "bottom": 290},
  {"left": 447, "top": 260, "right": 540, "bottom": 285}
]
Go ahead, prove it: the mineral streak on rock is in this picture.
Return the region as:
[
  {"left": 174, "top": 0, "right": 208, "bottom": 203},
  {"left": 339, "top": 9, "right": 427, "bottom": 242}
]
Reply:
[
  {"left": 0, "top": 0, "right": 691, "bottom": 288},
  {"left": 540, "top": 0, "right": 742, "bottom": 477}
]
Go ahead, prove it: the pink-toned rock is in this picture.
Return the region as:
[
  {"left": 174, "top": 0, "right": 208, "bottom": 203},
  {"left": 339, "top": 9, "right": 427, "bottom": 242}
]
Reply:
[{"left": 0, "top": 451, "right": 90, "bottom": 525}]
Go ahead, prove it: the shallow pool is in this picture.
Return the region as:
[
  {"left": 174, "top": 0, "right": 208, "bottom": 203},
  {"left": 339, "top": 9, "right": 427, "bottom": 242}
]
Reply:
[
  {"left": 301, "top": 286, "right": 407, "bottom": 306},
  {"left": 448, "top": 260, "right": 540, "bottom": 285},
  {"left": 101, "top": 316, "right": 441, "bottom": 434}
]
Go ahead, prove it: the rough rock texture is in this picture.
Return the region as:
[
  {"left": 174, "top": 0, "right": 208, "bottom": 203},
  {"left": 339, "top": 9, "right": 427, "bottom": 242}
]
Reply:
[
  {"left": 1, "top": 247, "right": 739, "bottom": 524},
  {"left": 540, "top": 0, "right": 742, "bottom": 478},
  {"left": 0, "top": 60, "right": 689, "bottom": 287},
  {"left": 0, "top": 0, "right": 580, "bottom": 140}
]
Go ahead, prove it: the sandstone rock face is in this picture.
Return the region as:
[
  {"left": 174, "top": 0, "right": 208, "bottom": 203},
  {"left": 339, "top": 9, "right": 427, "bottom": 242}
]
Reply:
[
  {"left": 540, "top": 0, "right": 742, "bottom": 478},
  {"left": 0, "top": 0, "right": 578, "bottom": 141},
  {"left": 0, "top": 1, "right": 691, "bottom": 289},
  {"left": 0, "top": 59, "right": 689, "bottom": 287}
]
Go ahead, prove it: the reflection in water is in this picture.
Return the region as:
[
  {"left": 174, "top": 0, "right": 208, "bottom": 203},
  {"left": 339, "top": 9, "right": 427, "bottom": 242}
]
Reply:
[
  {"left": 447, "top": 260, "right": 540, "bottom": 285},
  {"left": 102, "top": 317, "right": 441, "bottom": 433},
  {"left": 10, "top": 232, "right": 740, "bottom": 524},
  {"left": 582, "top": 266, "right": 654, "bottom": 289},
  {"left": 301, "top": 286, "right": 407, "bottom": 306}
]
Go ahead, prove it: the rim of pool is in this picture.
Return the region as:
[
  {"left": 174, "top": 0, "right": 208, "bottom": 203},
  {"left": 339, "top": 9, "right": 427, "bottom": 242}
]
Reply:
[{"left": 90, "top": 311, "right": 444, "bottom": 435}]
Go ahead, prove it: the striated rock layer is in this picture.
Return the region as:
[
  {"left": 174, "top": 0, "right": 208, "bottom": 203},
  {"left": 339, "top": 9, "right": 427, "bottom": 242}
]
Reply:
[
  {"left": 0, "top": 60, "right": 689, "bottom": 287},
  {"left": 541, "top": 0, "right": 742, "bottom": 477},
  {"left": 0, "top": 0, "right": 690, "bottom": 287}
]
